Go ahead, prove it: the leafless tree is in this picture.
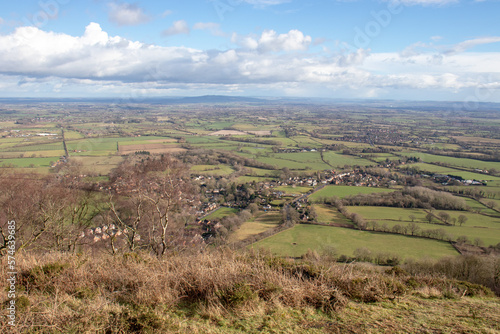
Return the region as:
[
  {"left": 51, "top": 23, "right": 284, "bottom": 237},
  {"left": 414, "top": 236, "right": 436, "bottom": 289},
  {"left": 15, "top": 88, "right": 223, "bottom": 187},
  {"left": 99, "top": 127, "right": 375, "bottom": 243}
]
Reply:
[
  {"left": 458, "top": 215, "right": 468, "bottom": 227},
  {"left": 107, "top": 155, "right": 197, "bottom": 256}
]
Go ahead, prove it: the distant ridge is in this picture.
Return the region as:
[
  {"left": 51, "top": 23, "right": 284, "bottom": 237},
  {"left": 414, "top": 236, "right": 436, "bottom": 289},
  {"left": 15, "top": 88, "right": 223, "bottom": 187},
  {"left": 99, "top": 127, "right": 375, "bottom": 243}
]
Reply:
[
  {"left": 1, "top": 96, "right": 500, "bottom": 111},
  {"left": 0, "top": 95, "right": 268, "bottom": 105},
  {"left": 169, "top": 95, "right": 267, "bottom": 104}
]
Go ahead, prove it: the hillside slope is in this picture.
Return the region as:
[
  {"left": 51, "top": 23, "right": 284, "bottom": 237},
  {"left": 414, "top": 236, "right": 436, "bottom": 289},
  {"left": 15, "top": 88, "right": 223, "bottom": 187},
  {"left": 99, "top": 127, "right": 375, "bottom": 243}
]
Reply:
[{"left": 1, "top": 251, "right": 499, "bottom": 333}]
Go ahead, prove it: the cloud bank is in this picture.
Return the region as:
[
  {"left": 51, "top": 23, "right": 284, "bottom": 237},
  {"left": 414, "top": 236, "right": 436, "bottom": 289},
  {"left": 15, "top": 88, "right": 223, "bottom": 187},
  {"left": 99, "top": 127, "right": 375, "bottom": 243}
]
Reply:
[{"left": 0, "top": 22, "right": 499, "bottom": 100}]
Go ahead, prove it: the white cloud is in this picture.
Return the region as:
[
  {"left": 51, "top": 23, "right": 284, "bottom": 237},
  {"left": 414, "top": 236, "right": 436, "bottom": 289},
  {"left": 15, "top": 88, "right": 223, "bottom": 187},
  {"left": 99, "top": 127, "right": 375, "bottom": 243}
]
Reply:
[
  {"left": 232, "top": 29, "right": 312, "bottom": 52},
  {"left": 193, "top": 22, "right": 225, "bottom": 37},
  {"left": 108, "top": 2, "right": 151, "bottom": 26},
  {"left": 400, "top": 41, "right": 433, "bottom": 57},
  {"left": 444, "top": 36, "right": 500, "bottom": 55},
  {"left": 162, "top": 20, "right": 190, "bottom": 36},
  {"left": 0, "top": 23, "right": 499, "bottom": 101}
]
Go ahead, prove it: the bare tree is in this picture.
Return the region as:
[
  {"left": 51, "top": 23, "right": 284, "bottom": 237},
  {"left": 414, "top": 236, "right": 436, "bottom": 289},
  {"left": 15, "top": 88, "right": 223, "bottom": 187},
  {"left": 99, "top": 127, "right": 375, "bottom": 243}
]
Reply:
[
  {"left": 0, "top": 173, "right": 101, "bottom": 254},
  {"left": 438, "top": 212, "right": 451, "bottom": 224},
  {"left": 108, "top": 193, "right": 147, "bottom": 252},
  {"left": 458, "top": 215, "right": 468, "bottom": 227},
  {"left": 0, "top": 174, "right": 52, "bottom": 253},
  {"left": 108, "top": 155, "right": 197, "bottom": 256},
  {"left": 407, "top": 221, "right": 420, "bottom": 236},
  {"left": 485, "top": 201, "right": 497, "bottom": 210}
]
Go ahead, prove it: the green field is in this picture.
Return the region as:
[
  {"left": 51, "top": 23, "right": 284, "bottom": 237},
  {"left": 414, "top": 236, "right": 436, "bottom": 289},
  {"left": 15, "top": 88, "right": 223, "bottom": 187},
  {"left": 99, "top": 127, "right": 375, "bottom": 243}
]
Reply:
[
  {"left": 0, "top": 157, "right": 57, "bottom": 168},
  {"left": 256, "top": 153, "right": 331, "bottom": 170},
  {"left": 190, "top": 164, "right": 234, "bottom": 176},
  {"left": 345, "top": 206, "right": 500, "bottom": 246},
  {"left": 204, "top": 207, "right": 238, "bottom": 220},
  {"left": 399, "top": 152, "right": 500, "bottom": 172},
  {"left": 479, "top": 198, "right": 500, "bottom": 211},
  {"left": 345, "top": 206, "right": 428, "bottom": 222},
  {"left": 245, "top": 167, "right": 278, "bottom": 176},
  {"left": 323, "top": 151, "right": 375, "bottom": 167},
  {"left": 402, "top": 163, "right": 500, "bottom": 181},
  {"left": 464, "top": 198, "right": 499, "bottom": 215},
  {"left": 5, "top": 135, "right": 173, "bottom": 154},
  {"left": 309, "top": 185, "right": 395, "bottom": 202},
  {"left": 251, "top": 224, "right": 459, "bottom": 259}
]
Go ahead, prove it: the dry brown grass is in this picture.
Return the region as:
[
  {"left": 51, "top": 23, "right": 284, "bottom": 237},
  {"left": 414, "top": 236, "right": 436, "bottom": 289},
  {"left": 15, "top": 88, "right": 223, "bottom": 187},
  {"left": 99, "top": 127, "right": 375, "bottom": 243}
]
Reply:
[{"left": 0, "top": 250, "right": 496, "bottom": 333}]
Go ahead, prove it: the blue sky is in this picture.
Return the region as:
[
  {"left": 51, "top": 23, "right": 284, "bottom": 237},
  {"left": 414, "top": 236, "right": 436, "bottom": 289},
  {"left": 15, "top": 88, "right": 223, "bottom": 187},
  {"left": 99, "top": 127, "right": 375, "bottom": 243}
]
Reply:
[{"left": 0, "top": 0, "right": 499, "bottom": 102}]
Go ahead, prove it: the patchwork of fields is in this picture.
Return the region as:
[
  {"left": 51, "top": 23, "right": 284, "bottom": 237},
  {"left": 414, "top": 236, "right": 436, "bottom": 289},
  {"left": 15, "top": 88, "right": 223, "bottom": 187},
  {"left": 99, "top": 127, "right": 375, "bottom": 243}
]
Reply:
[{"left": 2, "top": 102, "right": 500, "bottom": 263}]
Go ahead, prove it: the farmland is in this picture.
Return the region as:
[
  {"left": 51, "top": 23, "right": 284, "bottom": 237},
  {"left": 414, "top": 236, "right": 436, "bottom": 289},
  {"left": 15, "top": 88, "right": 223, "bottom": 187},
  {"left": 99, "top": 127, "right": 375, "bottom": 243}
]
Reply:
[
  {"left": 251, "top": 224, "right": 459, "bottom": 259},
  {"left": 309, "top": 185, "right": 395, "bottom": 202},
  {"left": 1, "top": 98, "right": 499, "bottom": 263},
  {"left": 344, "top": 206, "right": 500, "bottom": 246}
]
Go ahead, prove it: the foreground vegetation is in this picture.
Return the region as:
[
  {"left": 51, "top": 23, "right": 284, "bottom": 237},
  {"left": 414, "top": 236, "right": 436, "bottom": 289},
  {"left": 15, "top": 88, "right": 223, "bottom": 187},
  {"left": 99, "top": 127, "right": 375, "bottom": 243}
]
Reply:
[{"left": 1, "top": 250, "right": 499, "bottom": 333}]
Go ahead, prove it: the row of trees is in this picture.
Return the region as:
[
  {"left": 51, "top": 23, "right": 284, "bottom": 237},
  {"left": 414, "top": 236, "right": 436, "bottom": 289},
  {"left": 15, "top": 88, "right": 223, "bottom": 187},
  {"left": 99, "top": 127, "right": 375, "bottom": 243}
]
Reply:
[
  {"left": 346, "top": 210, "right": 479, "bottom": 245},
  {"left": 318, "top": 186, "right": 468, "bottom": 211}
]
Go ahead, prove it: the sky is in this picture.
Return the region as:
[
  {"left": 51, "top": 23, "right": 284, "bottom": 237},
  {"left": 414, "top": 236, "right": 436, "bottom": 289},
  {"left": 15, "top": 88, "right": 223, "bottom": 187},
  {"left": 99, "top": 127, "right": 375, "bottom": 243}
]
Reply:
[{"left": 0, "top": 0, "right": 499, "bottom": 102}]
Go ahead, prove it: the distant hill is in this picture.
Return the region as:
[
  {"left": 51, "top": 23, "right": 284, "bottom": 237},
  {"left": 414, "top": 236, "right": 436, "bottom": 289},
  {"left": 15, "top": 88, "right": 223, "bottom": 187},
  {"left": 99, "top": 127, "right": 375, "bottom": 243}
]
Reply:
[
  {"left": 1, "top": 96, "right": 500, "bottom": 111},
  {"left": 165, "top": 95, "right": 267, "bottom": 104},
  {"left": 0, "top": 95, "right": 269, "bottom": 105}
]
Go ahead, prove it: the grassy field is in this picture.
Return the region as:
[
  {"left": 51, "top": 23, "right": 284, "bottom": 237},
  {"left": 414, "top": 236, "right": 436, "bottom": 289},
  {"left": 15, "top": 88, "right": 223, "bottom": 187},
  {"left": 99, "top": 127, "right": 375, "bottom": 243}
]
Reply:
[
  {"left": 4, "top": 136, "right": 174, "bottom": 154},
  {"left": 245, "top": 167, "right": 278, "bottom": 176},
  {"left": 229, "top": 211, "right": 281, "bottom": 242},
  {"left": 191, "top": 164, "right": 234, "bottom": 176},
  {"left": 257, "top": 154, "right": 331, "bottom": 171},
  {"left": 0, "top": 156, "right": 57, "bottom": 168},
  {"left": 251, "top": 224, "right": 459, "bottom": 259},
  {"left": 479, "top": 198, "right": 500, "bottom": 211},
  {"left": 464, "top": 198, "right": 499, "bottom": 215},
  {"left": 313, "top": 204, "right": 354, "bottom": 226},
  {"left": 402, "top": 163, "right": 500, "bottom": 181},
  {"left": 204, "top": 207, "right": 238, "bottom": 220},
  {"left": 309, "top": 185, "right": 395, "bottom": 202},
  {"left": 399, "top": 152, "right": 500, "bottom": 172},
  {"left": 345, "top": 206, "right": 500, "bottom": 246},
  {"left": 323, "top": 151, "right": 375, "bottom": 167},
  {"left": 345, "top": 206, "right": 428, "bottom": 222},
  {"left": 290, "top": 136, "right": 323, "bottom": 147}
]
